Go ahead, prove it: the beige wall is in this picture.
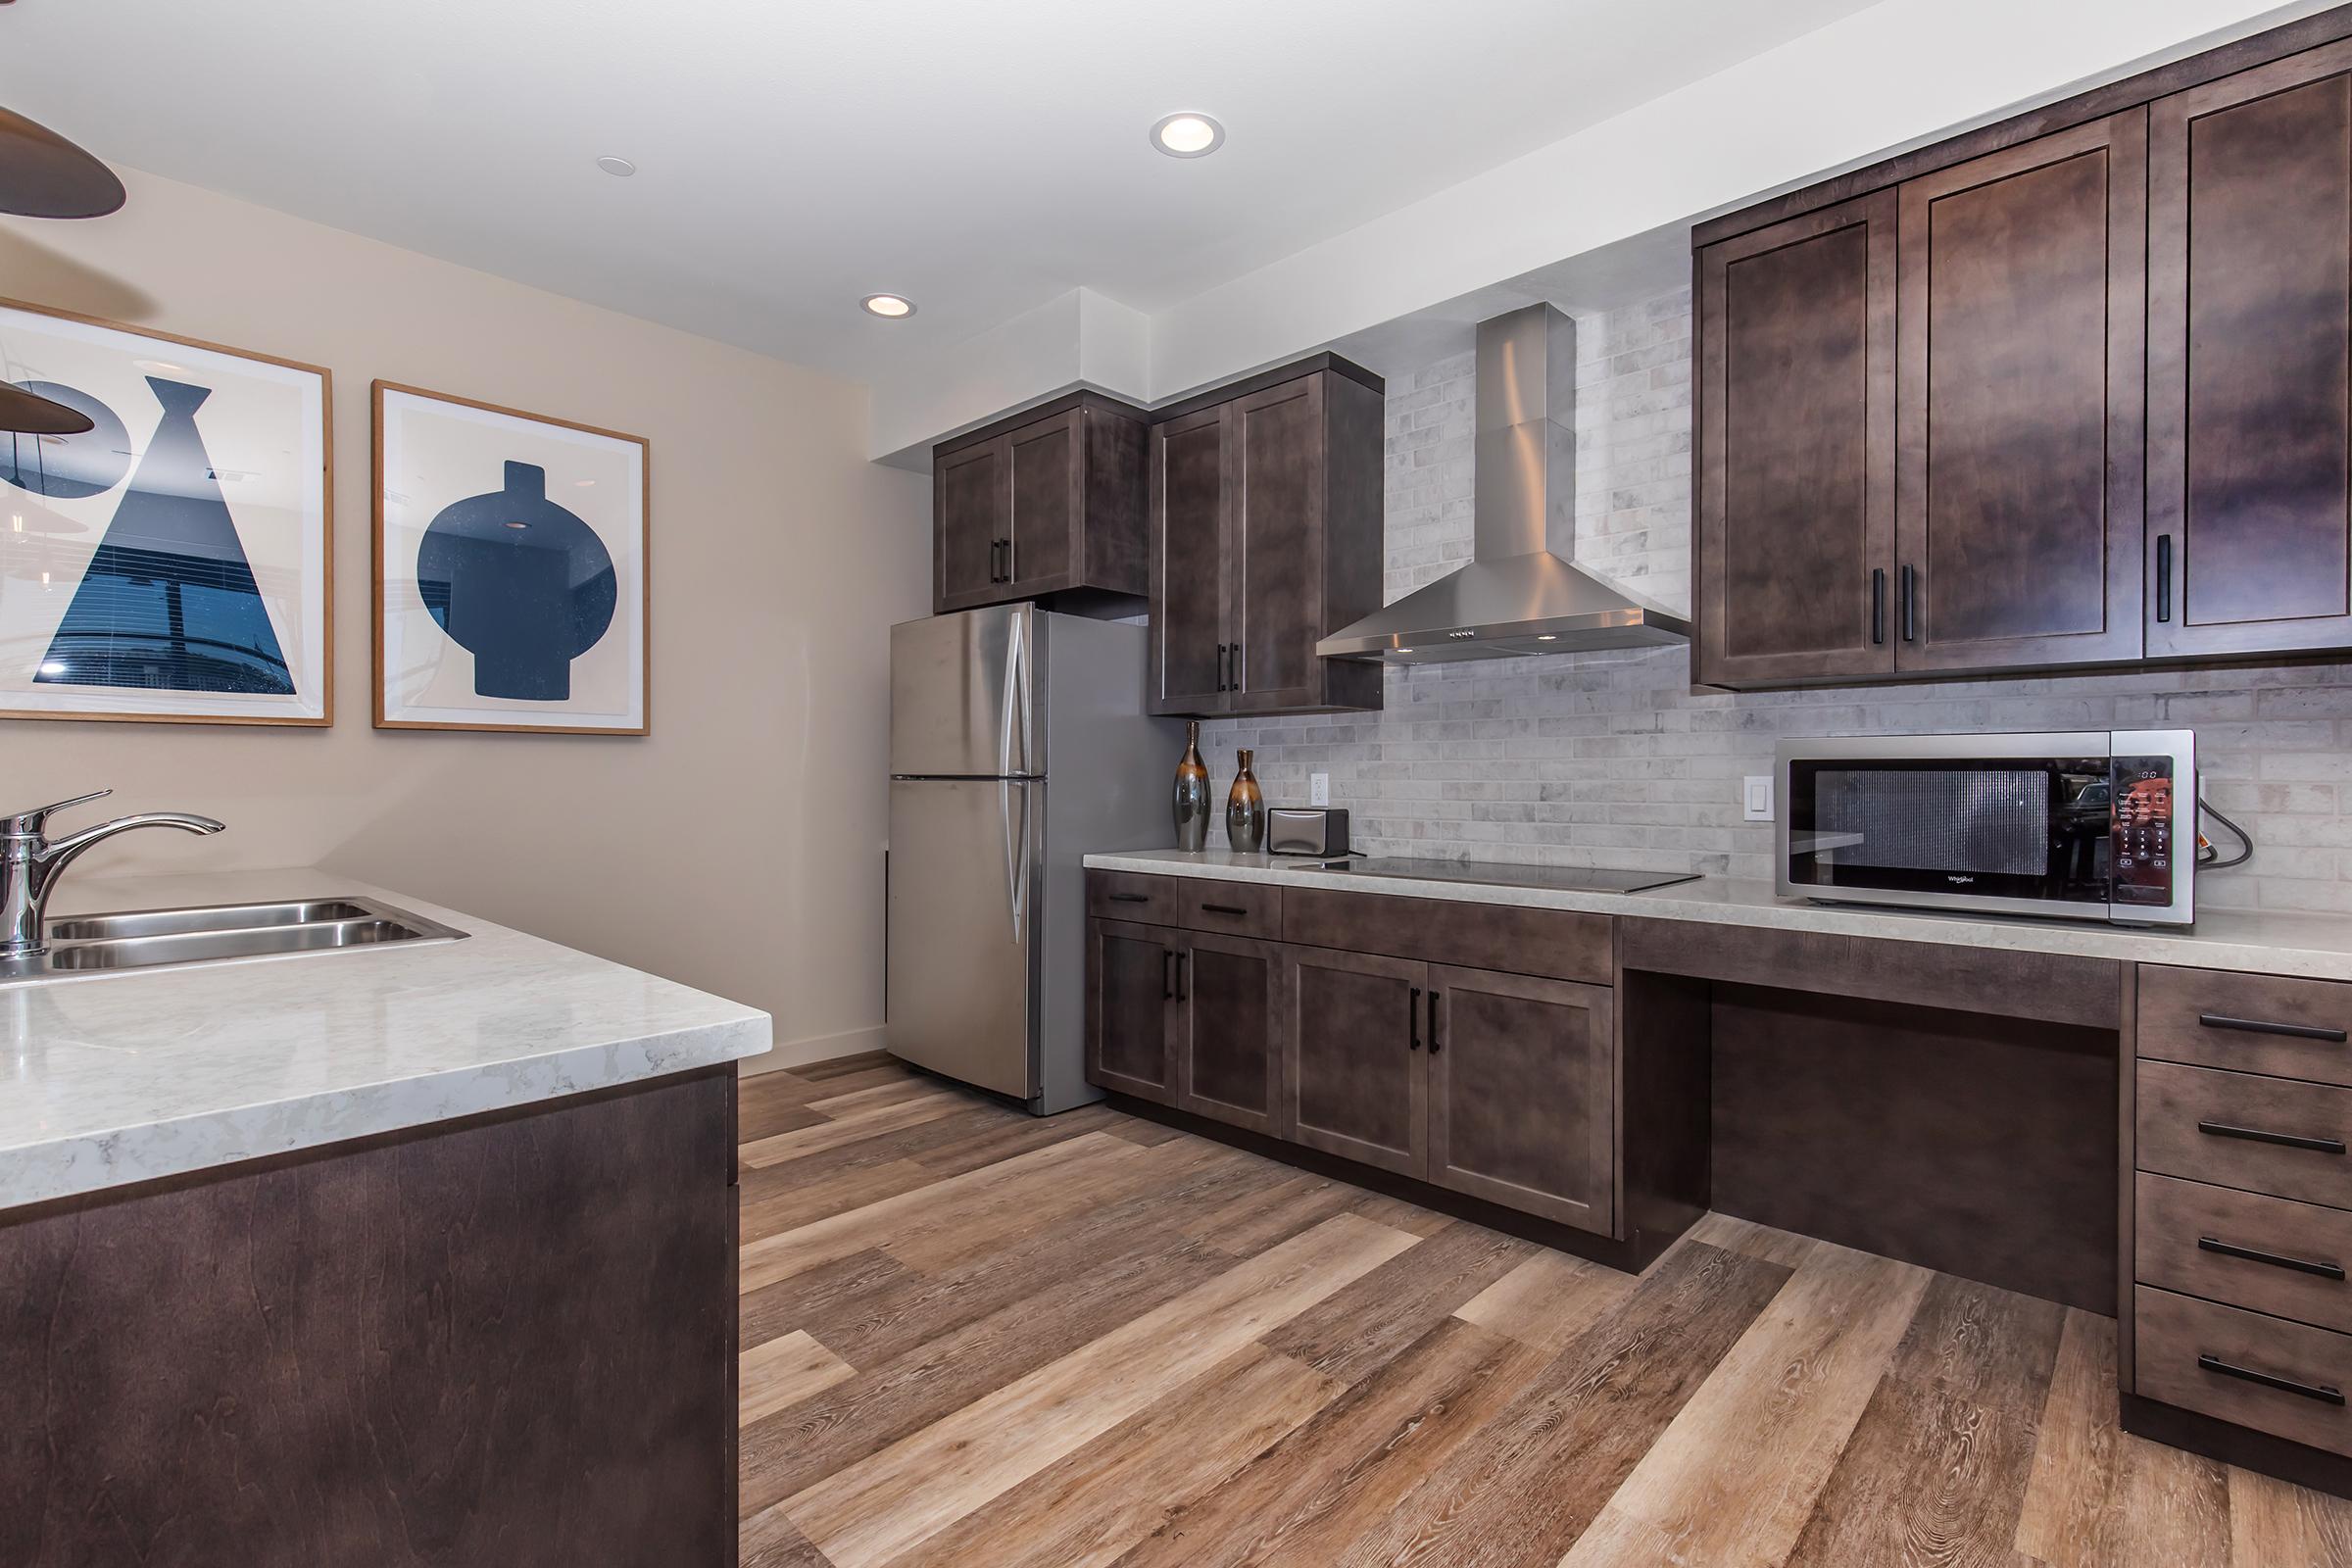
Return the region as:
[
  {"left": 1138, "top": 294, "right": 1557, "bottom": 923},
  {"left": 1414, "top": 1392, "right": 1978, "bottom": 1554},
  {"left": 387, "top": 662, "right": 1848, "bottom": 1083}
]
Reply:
[{"left": 1, "top": 169, "right": 929, "bottom": 1064}]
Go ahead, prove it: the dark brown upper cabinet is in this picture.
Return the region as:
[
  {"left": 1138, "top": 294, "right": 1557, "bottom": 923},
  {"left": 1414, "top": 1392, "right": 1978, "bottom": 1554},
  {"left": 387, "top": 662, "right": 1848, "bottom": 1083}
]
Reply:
[
  {"left": 2148, "top": 39, "right": 2352, "bottom": 660},
  {"left": 1695, "top": 190, "right": 1896, "bottom": 687},
  {"left": 1691, "top": 4, "right": 2352, "bottom": 688},
  {"left": 1894, "top": 113, "right": 2147, "bottom": 674},
  {"left": 1147, "top": 358, "right": 1385, "bottom": 717},
  {"left": 932, "top": 393, "right": 1149, "bottom": 615}
]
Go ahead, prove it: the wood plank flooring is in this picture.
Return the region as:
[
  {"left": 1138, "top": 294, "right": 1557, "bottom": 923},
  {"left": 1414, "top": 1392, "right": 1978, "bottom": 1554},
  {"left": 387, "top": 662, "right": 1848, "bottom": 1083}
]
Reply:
[{"left": 735, "top": 1054, "right": 2352, "bottom": 1568}]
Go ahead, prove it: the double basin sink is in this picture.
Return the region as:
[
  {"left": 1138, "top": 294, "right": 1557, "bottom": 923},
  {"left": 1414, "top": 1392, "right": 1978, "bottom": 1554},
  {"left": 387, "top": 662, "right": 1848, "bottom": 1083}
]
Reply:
[{"left": 3, "top": 896, "right": 466, "bottom": 982}]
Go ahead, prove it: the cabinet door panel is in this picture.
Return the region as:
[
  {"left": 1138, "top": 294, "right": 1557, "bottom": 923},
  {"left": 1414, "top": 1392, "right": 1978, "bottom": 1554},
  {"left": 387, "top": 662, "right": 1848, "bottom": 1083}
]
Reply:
[
  {"left": 1085, "top": 919, "right": 1175, "bottom": 1103},
  {"left": 1697, "top": 191, "right": 1897, "bottom": 685},
  {"left": 1896, "top": 113, "right": 2147, "bottom": 671},
  {"left": 2150, "top": 42, "right": 2352, "bottom": 657},
  {"left": 1231, "top": 377, "right": 1325, "bottom": 712},
  {"left": 936, "top": 438, "right": 1008, "bottom": 612},
  {"left": 1427, "top": 966, "right": 1614, "bottom": 1234},
  {"left": 1175, "top": 934, "right": 1286, "bottom": 1137},
  {"left": 1150, "top": 407, "right": 1230, "bottom": 713},
  {"left": 1005, "top": 411, "right": 1079, "bottom": 593},
  {"left": 1284, "top": 945, "right": 1426, "bottom": 1177}
]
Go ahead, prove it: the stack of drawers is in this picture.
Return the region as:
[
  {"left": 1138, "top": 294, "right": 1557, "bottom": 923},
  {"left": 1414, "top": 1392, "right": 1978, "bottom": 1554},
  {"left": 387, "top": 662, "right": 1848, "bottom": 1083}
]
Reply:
[{"left": 2132, "top": 964, "right": 2352, "bottom": 1456}]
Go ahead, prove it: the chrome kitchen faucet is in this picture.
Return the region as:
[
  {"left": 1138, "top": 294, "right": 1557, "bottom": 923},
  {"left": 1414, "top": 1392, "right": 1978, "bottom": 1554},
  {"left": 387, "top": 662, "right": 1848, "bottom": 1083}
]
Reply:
[{"left": 1, "top": 790, "right": 224, "bottom": 960}]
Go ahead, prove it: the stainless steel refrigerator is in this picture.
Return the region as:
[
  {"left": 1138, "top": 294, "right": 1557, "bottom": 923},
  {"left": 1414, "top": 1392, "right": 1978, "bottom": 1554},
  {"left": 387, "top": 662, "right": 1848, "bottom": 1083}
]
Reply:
[{"left": 887, "top": 605, "right": 1175, "bottom": 1114}]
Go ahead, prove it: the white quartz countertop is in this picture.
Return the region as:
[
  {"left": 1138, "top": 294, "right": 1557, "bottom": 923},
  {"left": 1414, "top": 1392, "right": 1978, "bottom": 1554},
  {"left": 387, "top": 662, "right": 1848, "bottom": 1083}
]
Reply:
[
  {"left": 1085, "top": 848, "right": 2352, "bottom": 982},
  {"left": 2, "top": 868, "right": 770, "bottom": 1212}
]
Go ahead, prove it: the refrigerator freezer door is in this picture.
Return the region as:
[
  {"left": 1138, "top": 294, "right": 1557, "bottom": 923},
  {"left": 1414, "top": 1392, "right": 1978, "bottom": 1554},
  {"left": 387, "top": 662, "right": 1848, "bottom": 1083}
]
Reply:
[
  {"left": 885, "top": 776, "right": 1041, "bottom": 1102},
  {"left": 890, "top": 606, "right": 1042, "bottom": 778}
]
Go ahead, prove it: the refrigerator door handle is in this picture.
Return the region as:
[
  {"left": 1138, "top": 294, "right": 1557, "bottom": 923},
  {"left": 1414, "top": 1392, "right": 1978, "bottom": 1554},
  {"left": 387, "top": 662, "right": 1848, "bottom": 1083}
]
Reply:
[
  {"left": 1000, "top": 776, "right": 1032, "bottom": 941},
  {"left": 1013, "top": 612, "right": 1033, "bottom": 777}
]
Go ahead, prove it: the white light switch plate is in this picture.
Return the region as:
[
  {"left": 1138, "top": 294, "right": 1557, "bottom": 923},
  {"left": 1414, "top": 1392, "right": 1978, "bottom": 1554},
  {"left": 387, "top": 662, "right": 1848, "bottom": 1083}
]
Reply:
[
  {"left": 1742, "top": 776, "right": 1774, "bottom": 822},
  {"left": 1310, "top": 772, "right": 1330, "bottom": 807}
]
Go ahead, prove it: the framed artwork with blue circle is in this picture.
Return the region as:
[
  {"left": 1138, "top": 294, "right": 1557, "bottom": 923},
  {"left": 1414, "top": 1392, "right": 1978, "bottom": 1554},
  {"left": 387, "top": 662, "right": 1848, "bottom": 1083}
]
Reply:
[
  {"left": 374, "top": 382, "right": 649, "bottom": 734},
  {"left": 0, "top": 298, "right": 332, "bottom": 725}
]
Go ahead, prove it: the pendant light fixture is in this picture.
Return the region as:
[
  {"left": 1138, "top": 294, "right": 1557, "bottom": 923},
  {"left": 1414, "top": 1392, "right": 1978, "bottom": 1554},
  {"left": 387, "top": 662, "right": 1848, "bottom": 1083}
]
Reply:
[{"left": 0, "top": 19, "right": 128, "bottom": 434}]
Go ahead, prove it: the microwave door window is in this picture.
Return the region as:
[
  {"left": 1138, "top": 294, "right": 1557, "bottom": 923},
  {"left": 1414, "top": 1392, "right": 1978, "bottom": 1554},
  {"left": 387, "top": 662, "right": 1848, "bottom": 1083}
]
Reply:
[{"left": 1788, "top": 759, "right": 2111, "bottom": 903}]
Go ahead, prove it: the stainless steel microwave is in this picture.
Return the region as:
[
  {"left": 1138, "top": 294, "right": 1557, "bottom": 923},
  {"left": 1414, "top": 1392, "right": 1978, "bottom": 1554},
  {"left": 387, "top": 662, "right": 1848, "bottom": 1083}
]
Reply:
[{"left": 1777, "top": 731, "right": 2195, "bottom": 926}]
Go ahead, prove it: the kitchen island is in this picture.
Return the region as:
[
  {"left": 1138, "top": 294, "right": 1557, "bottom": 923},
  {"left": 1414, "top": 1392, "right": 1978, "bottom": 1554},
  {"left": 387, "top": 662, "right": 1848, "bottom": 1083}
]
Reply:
[{"left": 0, "top": 868, "right": 768, "bottom": 1568}]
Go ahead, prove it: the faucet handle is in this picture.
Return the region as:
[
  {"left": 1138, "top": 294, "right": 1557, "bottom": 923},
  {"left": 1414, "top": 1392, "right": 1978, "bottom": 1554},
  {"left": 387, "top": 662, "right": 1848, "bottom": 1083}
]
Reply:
[{"left": 1, "top": 789, "right": 111, "bottom": 838}]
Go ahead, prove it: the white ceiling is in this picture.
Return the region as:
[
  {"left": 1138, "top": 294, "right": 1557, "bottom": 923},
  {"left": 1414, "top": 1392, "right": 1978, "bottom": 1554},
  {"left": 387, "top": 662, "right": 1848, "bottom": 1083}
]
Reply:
[{"left": 2, "top": 0, "right": 1877, "bottom": 385}]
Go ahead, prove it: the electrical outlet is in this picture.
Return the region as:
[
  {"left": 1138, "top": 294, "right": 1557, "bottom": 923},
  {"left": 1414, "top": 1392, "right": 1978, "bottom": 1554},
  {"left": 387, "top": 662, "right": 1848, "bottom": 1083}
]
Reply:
[
  {"left": 1309, "top": 772, "right": 1330, "bottom": 807},
  {"left": 1742, "top": 776, "right": 1774, "bottom": 822}
]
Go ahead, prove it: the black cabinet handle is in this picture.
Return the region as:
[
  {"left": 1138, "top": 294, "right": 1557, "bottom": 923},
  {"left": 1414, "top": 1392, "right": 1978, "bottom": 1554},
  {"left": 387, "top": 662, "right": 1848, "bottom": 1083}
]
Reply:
[
  {"left": 1899, "top": 564, "right": 1917, "bottom": 642},
  {"left": 1004, "top": 537, "right": 1014, "bottom": 581},
  {"left": 2198, "top": 1235, "right": 2347, "bottom": 1281},
  {"left": 1871, "top": 567, "right": 1886, "bottom": 646},
  {"left": 2198, "top": 1120, "right": 2347, "bottom": 1155},
  {"left": 2156, "top": 534, "right": 2174, "bottom": 624},
  {"left": 1408, "top": 986, "right": 1421, "bottom": 1051},
  {"left": 1175, "top": 952, "right": 1188, "bottom": 1002},
  {"left": 2200, "top": 1012, "right": 2348, "bottom": 1044},
  {"left": 1230, "top": 641, "right": 1242, "bottom": 691},
  {"left": 1200, "top": 903, "right": 1249, "bottom": 916},
  {"left": 1215, "top": 643, "right": 1228, "bottom": 692},
  {"left": 1162, "top": 949, "right": 1174, "bottom": 1000},
  {"left": 1428, "top": 990, "right": 1443, "bottom": 1054},
  {"left": 2197, "top": 1352, "right": 2345, "bottom": 1405},
  {"left": 1108, "top": 891, "right": 1150, "bottom": 905}
]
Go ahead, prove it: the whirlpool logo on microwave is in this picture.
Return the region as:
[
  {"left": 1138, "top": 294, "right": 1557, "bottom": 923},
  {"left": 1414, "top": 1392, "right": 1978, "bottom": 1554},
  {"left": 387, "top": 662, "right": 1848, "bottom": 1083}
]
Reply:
[{"left": 1945, "top": 874, "right": 1977, "bottom": 885}]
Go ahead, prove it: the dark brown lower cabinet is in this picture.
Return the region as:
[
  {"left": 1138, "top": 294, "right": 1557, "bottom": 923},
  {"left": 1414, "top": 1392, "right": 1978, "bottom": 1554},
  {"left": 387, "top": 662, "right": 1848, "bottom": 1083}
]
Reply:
[
  {"left": 1285, "top": 944, "right": 1429, "bottom": 1177},
  {"left": 1081, "top": 870, "right": 1662, "bottom": 1257},
  {"left": 1086, "top": 918, "right": 1178, "bottom": 1103},
  {"left": 0, "top": 1069, "right": 739, "bottom": 1568},
  {"left": 1428, "top": 966, "right": 1614, "bottom": 1233},
  {"left": 1174, "top": 933, "right": 1287, "bottom": 1137}
]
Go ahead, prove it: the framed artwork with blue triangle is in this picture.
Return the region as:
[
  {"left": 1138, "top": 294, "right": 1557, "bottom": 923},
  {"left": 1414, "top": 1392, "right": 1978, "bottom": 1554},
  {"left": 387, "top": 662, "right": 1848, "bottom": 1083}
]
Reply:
[
  {"left": 0, "top": 298, "right": 332, "bottom": 725},
  {"left": 373, "top": 382, "right": 649, "bottom": 735}
]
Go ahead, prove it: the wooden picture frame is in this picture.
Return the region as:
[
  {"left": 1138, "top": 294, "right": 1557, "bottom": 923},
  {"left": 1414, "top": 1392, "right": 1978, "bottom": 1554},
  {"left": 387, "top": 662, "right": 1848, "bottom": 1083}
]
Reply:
[
  {"left": 372, "top": 381, "right": 650, "bottom": 735},
  {"left": 0, "top": 296, "right": 333, "bottom": 726}
]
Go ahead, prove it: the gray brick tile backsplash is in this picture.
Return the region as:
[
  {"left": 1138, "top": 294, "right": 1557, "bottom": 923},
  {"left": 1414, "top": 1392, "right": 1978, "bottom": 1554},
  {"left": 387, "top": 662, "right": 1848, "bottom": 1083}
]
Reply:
[{"left": 1193, "top": 285, "right": 2352, "bottom": 912}]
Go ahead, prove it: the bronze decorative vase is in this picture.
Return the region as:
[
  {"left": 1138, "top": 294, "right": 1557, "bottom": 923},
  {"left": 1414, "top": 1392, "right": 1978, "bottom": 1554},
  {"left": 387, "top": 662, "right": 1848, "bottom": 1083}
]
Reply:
[
  {"left": 1226, "top": 747, "right": 1265, "bottom": 854},
  {"left": 1172, "top": 721, "right": 1210, "bottom": 852}
]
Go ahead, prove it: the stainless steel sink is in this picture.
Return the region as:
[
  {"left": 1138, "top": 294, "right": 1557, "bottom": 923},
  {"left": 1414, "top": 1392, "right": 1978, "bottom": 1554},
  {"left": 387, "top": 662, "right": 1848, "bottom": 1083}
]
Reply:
[{"left": 2, "top": 896, "right": 466, "bottom": 982}]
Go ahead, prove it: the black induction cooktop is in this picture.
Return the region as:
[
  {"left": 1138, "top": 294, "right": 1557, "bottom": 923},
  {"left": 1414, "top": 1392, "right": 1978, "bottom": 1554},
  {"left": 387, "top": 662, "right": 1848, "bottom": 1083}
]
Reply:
[{"left": 1284, "top": 857, "right": 1700, "bottom": 895}]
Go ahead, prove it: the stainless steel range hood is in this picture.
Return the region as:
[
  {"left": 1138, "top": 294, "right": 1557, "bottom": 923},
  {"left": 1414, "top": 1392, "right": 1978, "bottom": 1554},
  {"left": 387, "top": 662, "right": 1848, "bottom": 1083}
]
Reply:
[{"left": 1318, "top": 303, "right": 1690, "bottom": 664}]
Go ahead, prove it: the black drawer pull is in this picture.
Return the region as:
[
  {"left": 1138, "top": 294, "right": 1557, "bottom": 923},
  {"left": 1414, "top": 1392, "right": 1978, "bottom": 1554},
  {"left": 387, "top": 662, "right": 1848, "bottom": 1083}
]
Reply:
[
  {"left": 2198, "top": 1120, "right": 2347, "bottom": 1155},
  {"left": 1200, "top": 903, "right": 1250, "bottom": 916},
  {"left": 2197, "top": 1352, "right": 2345, "bottom": 1405},
  {"left": 2199, "top": 1235, "right": 2347, "bottom": 1281},
  {"left": 2200, "top": 1012, "right": 2349, "bottom": 1044},
  {"left": 1408, "top": 986, "right": 1421, "bottom": 1051},
  {"left": 1108, "top": 892, "right": 1150, "bottom": 905}
]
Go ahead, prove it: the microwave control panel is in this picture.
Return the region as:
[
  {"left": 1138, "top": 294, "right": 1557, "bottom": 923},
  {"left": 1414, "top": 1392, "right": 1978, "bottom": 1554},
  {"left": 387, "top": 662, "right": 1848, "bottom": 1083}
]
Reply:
[{"left": 2110, "top": 755, "right": 2176, "bottom": 907}]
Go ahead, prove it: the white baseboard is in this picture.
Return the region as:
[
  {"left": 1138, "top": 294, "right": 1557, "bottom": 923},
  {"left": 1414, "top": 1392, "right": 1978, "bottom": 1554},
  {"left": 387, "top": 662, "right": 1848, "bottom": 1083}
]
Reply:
[{"left": 738, "top": 1023, "right": 888, "bottom": 1077}]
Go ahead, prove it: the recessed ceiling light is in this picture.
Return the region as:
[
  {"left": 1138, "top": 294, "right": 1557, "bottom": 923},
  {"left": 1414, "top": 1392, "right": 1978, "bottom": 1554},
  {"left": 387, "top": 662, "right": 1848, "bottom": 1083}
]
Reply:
[
  {"left": 1152, "top": 112, "right": 1225, "bottom": 159},
  {"left": 860, "top": 293, "right": 916, "bottom": 318},
  {"left": 1536, "top": 634, "right": 1557, "bottom": 642},
  {"left": 596, "top": 155, "right": 637, "bottom": 177}
]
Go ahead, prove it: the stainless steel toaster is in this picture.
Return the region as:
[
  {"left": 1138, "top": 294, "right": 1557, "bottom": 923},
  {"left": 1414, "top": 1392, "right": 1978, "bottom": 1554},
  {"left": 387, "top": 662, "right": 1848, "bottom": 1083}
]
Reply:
[{"left": 1267, "top": 808, "right": 1349, "bottom": 857}]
